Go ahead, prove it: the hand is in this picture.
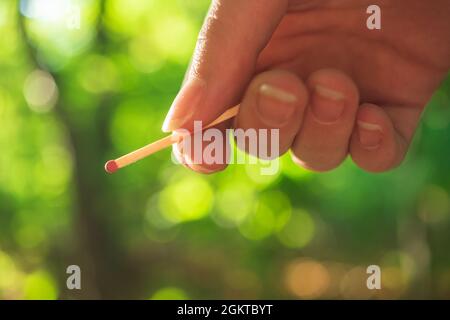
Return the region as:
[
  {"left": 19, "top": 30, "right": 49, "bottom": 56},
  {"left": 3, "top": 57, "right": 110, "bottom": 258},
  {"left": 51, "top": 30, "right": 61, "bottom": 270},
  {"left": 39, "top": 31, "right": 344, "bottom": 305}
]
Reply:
[{"left": 162, "top": 0, "right": 450, "bottom": 173}]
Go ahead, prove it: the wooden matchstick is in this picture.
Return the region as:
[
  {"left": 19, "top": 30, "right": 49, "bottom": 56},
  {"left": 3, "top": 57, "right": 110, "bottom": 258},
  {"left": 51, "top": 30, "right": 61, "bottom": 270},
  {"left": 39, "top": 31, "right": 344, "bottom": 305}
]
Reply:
[{"left": 105, "top": 105, "right": 240, "bottom": 173}]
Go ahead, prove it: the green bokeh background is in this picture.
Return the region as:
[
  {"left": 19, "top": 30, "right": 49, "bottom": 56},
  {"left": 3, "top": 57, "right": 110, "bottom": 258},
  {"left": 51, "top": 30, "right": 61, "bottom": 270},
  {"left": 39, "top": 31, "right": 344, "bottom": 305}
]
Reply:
[{"left": 0, "top": 0, "right": 449, "bottom": 299}]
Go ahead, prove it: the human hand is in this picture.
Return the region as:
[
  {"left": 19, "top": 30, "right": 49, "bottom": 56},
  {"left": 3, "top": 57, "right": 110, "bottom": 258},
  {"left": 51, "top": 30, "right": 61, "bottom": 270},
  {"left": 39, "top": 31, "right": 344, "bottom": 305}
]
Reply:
[{"left": 162, "top": 0, "right": 450, "bottom": 173}]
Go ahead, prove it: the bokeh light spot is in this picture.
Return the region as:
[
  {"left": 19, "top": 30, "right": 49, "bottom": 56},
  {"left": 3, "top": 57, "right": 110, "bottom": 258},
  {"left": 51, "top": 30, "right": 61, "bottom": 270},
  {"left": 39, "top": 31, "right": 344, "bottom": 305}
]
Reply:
[
  {"left": 238, "top": 191, "right": 292, "bottom": 240},
  {"left": 78, "top": 54, "right": 119, "bottom": 94},
  {"left": 380, "top": 251, "right": 416, "bottom": 297},
  {"left": 158, "top": 175, "right": 213, "bottom": 224},
  {"left": 214, "top": 184, "right": 254, "bottom": 227},
  {"left": 285, "top": 259, "right": 330, "bottom": 299},
  {"left": 14, "top": 224, "right": 46, "bottom": 249},
  {"left": 23, "top": 69, "right": 58, "bottom": 113},
  {"left": 239, "top": 202, "right": 275, "bottom": 241},
  {"left": 418, "top": 185, "right": 450, "bottom": 224},
  {"left": 0, "top": 251, "right": 24, "bottom": 298},
  {"left": 36, "top": 145, "right": 73, "bottom": 195},
  {"left": 151, "top": 287, "right": 188, "bottom": 300},
  {"left": 244, "top": 159, "right": 281, "bottom": 188},
  {"left": 24, "top": 270, "right": 57, "bottom": 300},
  {"left": 21, "top": 0, "right": 68, "bottom": 22},
  {"left": 128, "top": 35, "right": 164, "bottom": 73},
  {"left": 277, "top": 209, "right": 315, "bottom": 249},
  {"left": 339, "top": 266, "right": 373, "bottom": 299},
  {"left": 151, "top": 14, "right": 196, "bottom": 62}
]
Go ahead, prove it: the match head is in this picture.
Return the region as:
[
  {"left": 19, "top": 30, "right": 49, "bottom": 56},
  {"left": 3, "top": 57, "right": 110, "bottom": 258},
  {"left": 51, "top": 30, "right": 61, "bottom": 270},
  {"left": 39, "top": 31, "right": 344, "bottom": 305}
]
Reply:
[{"left": 105, "top": 160, "right": 118, "bottom": 174}]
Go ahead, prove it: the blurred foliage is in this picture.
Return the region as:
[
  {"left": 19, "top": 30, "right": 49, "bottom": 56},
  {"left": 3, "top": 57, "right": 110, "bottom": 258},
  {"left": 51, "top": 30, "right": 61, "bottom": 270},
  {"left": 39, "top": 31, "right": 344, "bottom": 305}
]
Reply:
[{"left": 0, "top": 0, "right": 449, "bottom": 299}]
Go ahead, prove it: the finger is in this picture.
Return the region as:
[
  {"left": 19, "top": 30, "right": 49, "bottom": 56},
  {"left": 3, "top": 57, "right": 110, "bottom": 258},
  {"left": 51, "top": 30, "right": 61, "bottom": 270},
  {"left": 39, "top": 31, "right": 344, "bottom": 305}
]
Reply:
[
  {"left": 162, "top": 0, "right": 289, "bottom": 133},
  {"left": 291, "top": 69, "right": 360, "bottom": 171},
  {"left": 234, "top": 69, "right": 308, "bottom": 159},
  {"left": 349, "top": 103, "right": 418, "bottom": 172},
  {"left": 173, "top": 120, "right": 232, "bottom": 174}
]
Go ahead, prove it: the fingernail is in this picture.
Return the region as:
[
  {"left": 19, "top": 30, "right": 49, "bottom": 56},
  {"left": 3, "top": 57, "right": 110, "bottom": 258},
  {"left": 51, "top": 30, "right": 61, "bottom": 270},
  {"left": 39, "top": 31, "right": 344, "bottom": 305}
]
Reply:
[
  {"left": 257, "top": 84, "right": 297, "bottom": 127},
  {"left": 311, "top": 85, "right": 345, "bottom": 124},
  {"left": 162, "top": 78, "right": 206, "bottom": 132},
  {"left": 357, "top": 120, "right": 382, "bottom": 149}
]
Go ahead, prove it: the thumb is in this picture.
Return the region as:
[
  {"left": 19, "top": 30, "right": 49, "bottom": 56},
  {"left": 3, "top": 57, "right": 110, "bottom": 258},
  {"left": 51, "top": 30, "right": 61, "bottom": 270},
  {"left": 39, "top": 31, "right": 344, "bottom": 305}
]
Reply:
[{"left": 162, "top": 0, "right": 288, "bottom": 132}]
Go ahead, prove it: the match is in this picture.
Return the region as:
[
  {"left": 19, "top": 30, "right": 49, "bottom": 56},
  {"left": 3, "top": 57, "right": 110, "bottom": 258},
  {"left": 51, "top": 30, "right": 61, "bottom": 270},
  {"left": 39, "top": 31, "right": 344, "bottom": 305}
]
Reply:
[{"left": 105, "top": 105, "right": 240, "bottom": 174}]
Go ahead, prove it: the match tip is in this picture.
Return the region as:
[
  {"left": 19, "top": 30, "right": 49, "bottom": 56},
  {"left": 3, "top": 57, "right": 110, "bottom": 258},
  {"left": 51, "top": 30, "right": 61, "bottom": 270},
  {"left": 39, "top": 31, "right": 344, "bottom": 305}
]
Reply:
[{"left": 105, "top": 160, "right": 118, "bottom": 174}]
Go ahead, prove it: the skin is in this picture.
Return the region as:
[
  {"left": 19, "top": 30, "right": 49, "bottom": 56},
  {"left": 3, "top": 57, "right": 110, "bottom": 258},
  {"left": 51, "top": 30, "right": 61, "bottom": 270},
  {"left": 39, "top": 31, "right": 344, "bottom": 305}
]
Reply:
[{"left": 162, "top": 0, "right": 450, "bottom": 174}]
